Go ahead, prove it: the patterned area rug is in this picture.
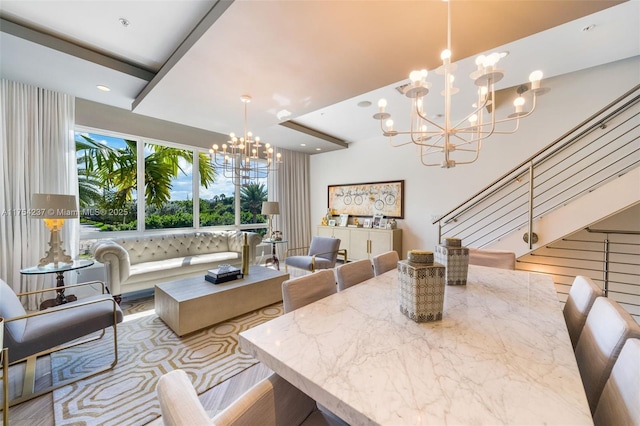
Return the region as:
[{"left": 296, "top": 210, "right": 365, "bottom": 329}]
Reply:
[{"left": 51, "top": 298, "right": 282, "bottom": 425}]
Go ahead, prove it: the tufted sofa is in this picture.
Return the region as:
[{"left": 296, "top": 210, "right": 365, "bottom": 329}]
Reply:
[{"left": 91, "top": 231, "right": 262, "bottom": 299}]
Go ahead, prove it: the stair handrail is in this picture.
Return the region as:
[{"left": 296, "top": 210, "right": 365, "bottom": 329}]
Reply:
[{"left": 434, "top": 84, "right": 640, "bottom": 245}]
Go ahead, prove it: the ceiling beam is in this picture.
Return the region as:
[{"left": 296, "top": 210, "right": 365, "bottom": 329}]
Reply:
[
  {"left": 279, "top": 120, "right": 348, "bottom": 149},
  {"left": 132, "top": 0, "right": 234, "bottom": 111},
  {"left": 0, "top": 18, "right": 155, "bottom": 81}
]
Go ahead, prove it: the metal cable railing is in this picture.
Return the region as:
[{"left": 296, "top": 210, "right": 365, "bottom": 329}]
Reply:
[
  {"left": 517, "top": 228, "right": 640, "bottom": 321},
  {"left": 435, "top": 85, "right": 640, "bottom": 249}
]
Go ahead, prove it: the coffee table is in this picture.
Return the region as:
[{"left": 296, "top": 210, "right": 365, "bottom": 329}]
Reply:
[{"left": 155, "top": 265, "right": 289, "bottom": 336}]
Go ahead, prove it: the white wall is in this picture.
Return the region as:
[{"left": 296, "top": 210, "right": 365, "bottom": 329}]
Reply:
[{"left": 310, "top": 57, "right": 640, "bottom": 256}]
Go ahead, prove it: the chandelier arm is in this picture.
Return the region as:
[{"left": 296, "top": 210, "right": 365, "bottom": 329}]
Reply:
[{"left": 415, "top": 108, "right": 446, "bottom": 132}]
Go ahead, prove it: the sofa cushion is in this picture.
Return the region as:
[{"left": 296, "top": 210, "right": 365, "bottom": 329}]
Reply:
[{"left": 127, "top": 252, "right": 240, "bottom": 285}]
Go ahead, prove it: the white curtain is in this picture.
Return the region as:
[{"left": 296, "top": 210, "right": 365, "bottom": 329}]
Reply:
[
  {"left": 0, "top": 80, "right": 78, "bottom": 310},
  {"left": 267, "top": 149, "right": 312, "bottom": 259}
]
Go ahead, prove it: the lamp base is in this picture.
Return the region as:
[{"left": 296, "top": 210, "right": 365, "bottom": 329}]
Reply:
[{"left": 38, "top": 229, "right": 72, "bottom": 268}]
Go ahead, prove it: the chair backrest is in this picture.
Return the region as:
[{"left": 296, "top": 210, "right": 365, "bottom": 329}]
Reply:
[
  {"left": 468, "top": 248, "right": 516, "bottom": 270},
  {"left": 372, "top": 251, "right": 399, "bottom": 276},
  {"left": 335, "top": 259, "right": 374, "bottom": 291},
  {"left": 282, "top": 269, "right": 337, "bottom": 313},
  {"left": 308, "top": 236, "right": 341, "bottom": 267},
  {"left": 563, "top": 275, "right": 603, "bottom": 349},
  {"left": 157, "top": 369, "right": 212, "bottom": 426},
  {"left": 0, "top": 279, "right": 27, "bottom": 345},
  {"left": 593, "top": 338, "right": 640, "bottom": 426},
  {"left": 574, "top": 297, "right": 640, "bottom": 413}
]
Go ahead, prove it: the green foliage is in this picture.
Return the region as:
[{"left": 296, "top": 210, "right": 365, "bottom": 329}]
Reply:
[{"left": 240, "top": 183, "right": 268, "bottom": 223}]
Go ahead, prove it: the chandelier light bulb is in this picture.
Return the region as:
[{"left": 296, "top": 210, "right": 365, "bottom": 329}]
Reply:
[
  {"left": 420, "top": 69, "right": 428, "bottom": 79},
  {"left": 277, "top": 153, "right": 282, "bottom": 159},
  {"left": 385, "top": 119, "right": 394, "bottom": 131},
  {"left": 222, "top": 143, "right": 228, "bottom": 150},
  {"left": 239, "top": 144, "right": 245, "bottom": 150},
  {"left": 529, "top": 70, "right": 543, "bottom": 90},
  {"left": 513, "top": 96, "right": 525, "bottom": 113},
  {"left": 265, "top": 143, "right": 271, "bottom": 149},
  {"left": 475, "top": 55, "right": 486, "bottom": 70},
  {"left": 247, "top": 132, "right": 252, "bottom": 138},
  {"left": 255, "top": 136, "right": 260, "bottom": 143},
  {"left": 421, "top": 124, "right": 427, "bottom": 132},
  {"left": 378, "top": 98, "right": 387, "bottom": 108},
  {"left": 441, "top": 49, "right": 452, "bottom": 64},
  {"left": 229, "top": 132, "right": 235, "bottom": 139},
  {"left": 268, "top": 147, "right": 274, "bottom": 154},
  {"left": 469, "top": 114, "right": 478, "bottom": 125},
  {"left": 212, "top": 144, "right": 219, "bottom": 151},
  {"left": 410, "top": 70, "right": 422, "bottom": 83}
]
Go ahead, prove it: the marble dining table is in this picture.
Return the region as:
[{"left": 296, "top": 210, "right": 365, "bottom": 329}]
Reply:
[{"left": 239, "top": 264, "right": 593, "bottom": 425}]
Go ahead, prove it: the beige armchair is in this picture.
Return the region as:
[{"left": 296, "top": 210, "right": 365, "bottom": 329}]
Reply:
[
  {"left": 0, "top": 278, "right": 123, "bottom": 405},
  {"left": 157, "top": 369, "right": 347, "bottom": 426}
]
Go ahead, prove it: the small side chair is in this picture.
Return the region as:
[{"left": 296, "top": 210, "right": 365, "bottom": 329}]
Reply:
[
  {"left": 285, "top": 236, "right": 346, "bottom": 273},
  {"left": 372, "top": 250, "right": 399, "bottom": 276},
  {"left": 335, "top": 259, "right": 374, "bottom": 291},
  {"left": 563, "top": 275, "right": 603, "bottom": 349},
  {"left": 282, "top": 270, "right": 337, "bottom": 313},
  {"left": 0, "top": 278, "right": 123, "bottom": 405}
]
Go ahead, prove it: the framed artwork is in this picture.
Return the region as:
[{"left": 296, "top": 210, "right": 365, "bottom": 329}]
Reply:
[
  {"left": 328, "top": 219, "right": 336, "bottom": 226},
  {"left": 363, "top": 218, "right": 372, "bottom": 228},
  {"left": 372, "top": 214, "right": 383, "bottom": 228},
  {"left": 339, "top": 214, "right": 349, "bottom": 227},
  {"left": 379, "top": 218, "right": 388, "bottom": 229},
  {"left": 328, "top": 180, "right": 404, "bottom": 218}
]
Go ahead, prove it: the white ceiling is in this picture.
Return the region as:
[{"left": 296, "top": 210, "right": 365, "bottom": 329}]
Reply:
[{"left": 1, "top": 0, "right": 638, "bottom": 155}]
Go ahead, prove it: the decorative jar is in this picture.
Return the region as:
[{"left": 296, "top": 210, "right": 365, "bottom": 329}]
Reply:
[
  {"left": 434, "top": 238, "right": 469, "bottom": 286},
  {"left": 398, "top": 251, "right": 446, "bottom": 322}
]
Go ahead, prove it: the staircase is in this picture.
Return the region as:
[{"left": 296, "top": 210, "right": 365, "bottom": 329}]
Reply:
[{"left": 434, "top": 85, "right": 640, "bottom": 320}]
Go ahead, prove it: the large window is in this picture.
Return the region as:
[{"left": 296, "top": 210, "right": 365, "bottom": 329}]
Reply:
[{"left": 76, "top": 128, "right": 268, "bottom": 239}]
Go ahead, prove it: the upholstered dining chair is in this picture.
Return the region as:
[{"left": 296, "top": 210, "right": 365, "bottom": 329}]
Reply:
[
  {"left": 335, "top": 259, "right": 374, "bottom": 291},
  {"left": 285, "top": 236, "right": 346, "bottom": 273},
  {"left": 0, "top": 278, "right": 123, "bottom": 405},
  {"left": 282, "top": 269, "right": 337, "bottom": 313},
  {"left": 372, "top": 250, "right": 399, "bottom": 276},
  {"left": 563, "top": 275, "right": 603, "bottom": 349},
  {"left": 157, "top": 369, "right": 347, "bottom": 426},
  {"left": 593, "top": 337, "right": 640, "bottom": 426},
  {"left": 574, "top": 297, "right": 640, "bottom": 414},
  {"left": 468, "top": 247, "right": 516, "bottom": 270}
]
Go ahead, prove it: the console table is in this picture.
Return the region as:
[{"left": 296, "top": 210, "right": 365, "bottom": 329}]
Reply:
[{"left": 317, "top": 225, "right": 401, "bottom": 261}]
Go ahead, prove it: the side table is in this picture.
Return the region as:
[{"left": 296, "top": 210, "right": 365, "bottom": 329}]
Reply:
[
  {"left": 20, "top": 259, "right": 94, "bottom": 310},
  {"left": 262, "top": 239, "right": 288, "bottom": 271}
]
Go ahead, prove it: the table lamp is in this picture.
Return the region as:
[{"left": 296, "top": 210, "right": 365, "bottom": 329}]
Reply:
[
  {"left": 261, "top": 201, "right": 280, "bottom": 240},
  {"left": 31, "top": 193, "right": 78, "bottom": 267}
]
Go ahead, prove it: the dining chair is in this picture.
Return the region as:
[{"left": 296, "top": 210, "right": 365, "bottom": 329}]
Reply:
[
  {"left": 593, "top": 337, "right": 639, "bottom": 426},
  {"left": 574, "top": 297, "right": 640, "bottom": 413},
  {"left": 335, "top": 259, "right": 374, "bottom": 291},
  {"left": 563, "top": 275, "right": 603, "bottom": 349},
  {"left": 372, "top": 250, "right": 399, "bottom": 276},
  {"left": 285, "top": 236, "right": 346, "bottom": 273},
  {"left": 157, "top": 369, "right": 347, "bottom": 426},
  {"left": 468, "top": 247, "right": 516, "bottom": 270},
  {"left": 282, "top": 269, "right": 337, "bottom": 313},
  {"left": 0, "top": 278, "right": 123, "bottom": 405}
]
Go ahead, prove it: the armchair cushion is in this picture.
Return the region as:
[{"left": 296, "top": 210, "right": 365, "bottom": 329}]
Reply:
[{"left": 0, "top": 279, "right": 27, "bottom": 345}]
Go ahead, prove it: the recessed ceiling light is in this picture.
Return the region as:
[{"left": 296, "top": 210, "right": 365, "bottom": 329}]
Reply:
[
  {"left": 357, "top": 100, "right": 372, "bottom": 108},
  {"left": 316, "top": 148, "right": 322, "bottom": 151},
  {"left": 582, "top": 24, "right": 596, "bottom": 32},
  {"left": 119, "top": 18, "right": 130, "bottom": 27},
  {"left": 96, "top": 85, "right": 111, "bottom": 92},
  {"left": 300, "top": 143, "right": 306, "bottom": 147}
]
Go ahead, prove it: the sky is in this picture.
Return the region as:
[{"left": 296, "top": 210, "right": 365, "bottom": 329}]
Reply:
[{"left": 76, "top": 131, "right": 257, "bottom": 201}]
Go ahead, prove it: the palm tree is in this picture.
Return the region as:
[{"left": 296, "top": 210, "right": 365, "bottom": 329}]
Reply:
[
  {"left": 240, "top": 183, "right": 268, "bottom": 223},
  {"left": 76, "top": 135, "right": 216, "bottom": 209}
]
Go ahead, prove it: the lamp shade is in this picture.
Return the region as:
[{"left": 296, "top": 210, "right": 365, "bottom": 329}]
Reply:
[
  {"left": 31, "top": 194, "right": 79, "bottom": 219},
  {"left": 261, "top": 201, "right": 280, "bottom": 215}
]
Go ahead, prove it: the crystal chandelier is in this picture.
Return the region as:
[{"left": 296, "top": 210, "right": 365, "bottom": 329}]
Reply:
[
  {"left": 210, "top": 95, "right": 282, "bottom": 186},
  {"left": 373, "top": 1, "right": 547, "bottom": 168}
]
